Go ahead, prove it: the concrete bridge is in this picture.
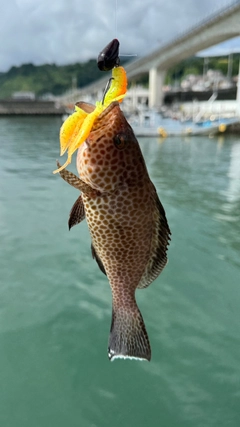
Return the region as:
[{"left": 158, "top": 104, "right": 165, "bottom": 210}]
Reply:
[{"left": 60, "top": 1, "right": 240, "bottom": 109}]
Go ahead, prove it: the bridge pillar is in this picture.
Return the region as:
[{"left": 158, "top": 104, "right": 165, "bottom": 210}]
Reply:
[{"left": 149, "top": 68, "right": 166, "bottom": 109}]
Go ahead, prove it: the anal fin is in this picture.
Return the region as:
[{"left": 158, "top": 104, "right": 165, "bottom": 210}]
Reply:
[{"left": 91, "top": 244, "right": 107, "bottom": 275}]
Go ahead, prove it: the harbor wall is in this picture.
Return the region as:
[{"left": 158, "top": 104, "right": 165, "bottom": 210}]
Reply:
[{"left": 0, "top": 100, "right": 66, "bottom": 115}]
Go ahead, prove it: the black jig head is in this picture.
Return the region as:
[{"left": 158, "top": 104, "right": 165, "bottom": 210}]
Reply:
[{"left": 97, "top": 39, "right": 120, "bottom": 71}]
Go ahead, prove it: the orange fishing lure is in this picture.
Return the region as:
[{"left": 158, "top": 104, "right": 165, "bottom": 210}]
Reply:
[{"left": 53, "top": 66, "right": 127, "bottom": 174}]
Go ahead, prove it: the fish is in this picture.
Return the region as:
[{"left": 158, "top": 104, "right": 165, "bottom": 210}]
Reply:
[{"left": 56, "top": 100, "right": 171, "bottom": 361}]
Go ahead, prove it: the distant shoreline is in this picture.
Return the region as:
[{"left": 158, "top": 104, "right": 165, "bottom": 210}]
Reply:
[{"left": 0, "top": 99, "right": 66, "bottom": 115}]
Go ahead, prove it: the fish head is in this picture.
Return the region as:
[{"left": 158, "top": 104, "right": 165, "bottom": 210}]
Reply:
[{"left": 76, "top": 102, "right": 147, "bottom": 193}]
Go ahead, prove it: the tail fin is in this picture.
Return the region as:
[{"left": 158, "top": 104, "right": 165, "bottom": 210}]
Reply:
[{"left": 108, "top": 303, "right": 151, "bottom": 361}]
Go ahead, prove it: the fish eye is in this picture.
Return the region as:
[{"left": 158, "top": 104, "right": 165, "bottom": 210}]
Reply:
[{"left": 113, "top": 134, "right": 128, "bottom": 150}]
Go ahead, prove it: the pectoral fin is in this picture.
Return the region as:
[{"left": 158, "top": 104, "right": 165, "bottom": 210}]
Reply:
[
  {"left": 68, "top": 195, "right": 85, "bottom": 230},
  {"left": 56, "top": 161, "right": 98, "bottom": 196}
]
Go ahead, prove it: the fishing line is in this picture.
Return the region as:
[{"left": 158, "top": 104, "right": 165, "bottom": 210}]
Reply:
[
  {"left": 120, "top": 54, "right": 138, "bottom": 58},
  {"left": 114, "top": 0, "right": 137, "bottom": 60},
  {"left": 115, "top": 0, "right": 118, "bottom": 38}
]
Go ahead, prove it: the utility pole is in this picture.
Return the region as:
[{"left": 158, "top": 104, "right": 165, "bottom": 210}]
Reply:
[
  {"left": 227, "top": 53, "right": 233, "bottom": 81},
  {"left": 203, "top": 57, "right": 209, "bottom": 77},
  {"left": 236, "top": 59, "right": 240, "bottom": 116}
]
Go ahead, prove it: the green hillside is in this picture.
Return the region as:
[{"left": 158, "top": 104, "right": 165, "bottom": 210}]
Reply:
[
  {"left": 0, "top": 60, "right": 103, "bottom": 99},
  {"left": 0, "top": 55, "right": 239, "bottom": 99}
]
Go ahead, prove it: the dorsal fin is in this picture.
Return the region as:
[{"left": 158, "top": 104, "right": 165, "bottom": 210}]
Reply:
[{"left": 137, "top": 185, "right": 171, "bottom": 289}]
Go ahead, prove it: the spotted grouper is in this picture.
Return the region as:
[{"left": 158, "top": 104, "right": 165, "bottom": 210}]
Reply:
[{"left": 57, "top": 101, "right": 171, "bottom": 361}]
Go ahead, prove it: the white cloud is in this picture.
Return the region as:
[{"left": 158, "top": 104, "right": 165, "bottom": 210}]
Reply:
[{"left": 0, "top": 0, "right": 239, "bottom": 71}]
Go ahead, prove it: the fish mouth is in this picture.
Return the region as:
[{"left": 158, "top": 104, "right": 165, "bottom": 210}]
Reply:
[
  {"left": 92, "top": 101, "right": 120, "bottom": 130},
  {"left": 99, "top": 100, "right": 119, "bottom": 116}
]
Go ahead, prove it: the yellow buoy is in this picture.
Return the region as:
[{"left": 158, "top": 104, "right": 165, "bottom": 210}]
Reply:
[
  {"left": 219, "top": 124, "right": 226, "bottom": 133},
  {"left": 158, "top": 127, "right": 168, "bottom": 138}
]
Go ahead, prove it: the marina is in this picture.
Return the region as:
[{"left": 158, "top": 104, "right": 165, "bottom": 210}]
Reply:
[{"left": 128, "top": 108, "right": 240, "bottom": 137}]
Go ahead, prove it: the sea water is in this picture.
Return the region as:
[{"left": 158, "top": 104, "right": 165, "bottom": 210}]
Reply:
[{"left": 0, "top": 116, "right": 240, "bottom": 427}]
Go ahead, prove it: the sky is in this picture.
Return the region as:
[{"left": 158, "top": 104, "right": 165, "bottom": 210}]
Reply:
[{"left": 1, "top": 0, "right": 240, "bottom": 72}]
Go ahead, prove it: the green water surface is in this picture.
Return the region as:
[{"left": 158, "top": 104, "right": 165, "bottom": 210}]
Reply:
[{"left": 0, "top": 116, "right": 240, "bottom": 427}]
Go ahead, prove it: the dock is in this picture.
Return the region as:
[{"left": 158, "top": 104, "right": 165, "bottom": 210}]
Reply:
[{"left": 0, "top": 99, "right": 66, "bottom": 116}]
